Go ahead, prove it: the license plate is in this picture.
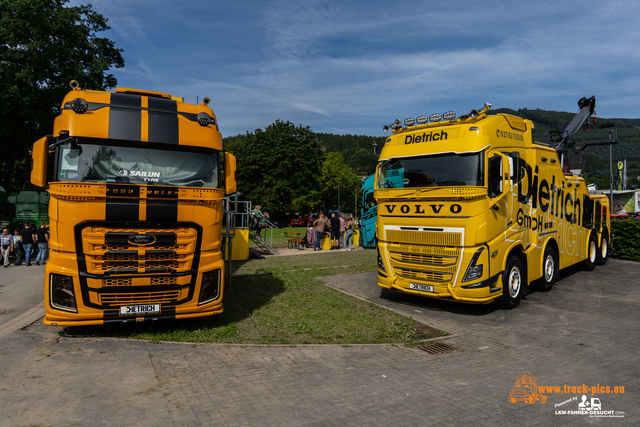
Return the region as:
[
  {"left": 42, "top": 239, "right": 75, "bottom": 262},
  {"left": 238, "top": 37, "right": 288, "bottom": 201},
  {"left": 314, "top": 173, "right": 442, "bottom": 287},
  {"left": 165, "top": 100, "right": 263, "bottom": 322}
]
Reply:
[
  {"left": 409, "top": 283, "right": 434, "bottom": 293},
  {"left": 120, "top": 304, "right": 160, "bottom": 316}
]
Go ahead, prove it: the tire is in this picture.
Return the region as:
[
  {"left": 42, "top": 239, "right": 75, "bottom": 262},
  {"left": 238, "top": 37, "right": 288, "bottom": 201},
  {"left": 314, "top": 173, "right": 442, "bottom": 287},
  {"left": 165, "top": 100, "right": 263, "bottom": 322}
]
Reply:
[
  {"left": 537, "top": 245, "right": 557, "bottom": 292},
  {"left": 597, "top": 230, "right": 609, "bottom": 266},
  {"left": 499, "top": 255, "right": 525, "bottom": 309},
  {"left": 583, "top": 232, "right": 598, "bottom": 271}
]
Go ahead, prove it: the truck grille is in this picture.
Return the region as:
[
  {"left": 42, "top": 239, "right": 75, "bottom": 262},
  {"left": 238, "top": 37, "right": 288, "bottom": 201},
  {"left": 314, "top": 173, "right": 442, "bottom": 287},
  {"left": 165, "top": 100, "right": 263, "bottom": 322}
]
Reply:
[
  {"left": 81, "top": 226, "right": 197, "bottom": 276},
  {"left": 77, "top": 224, "right": 200, "bottom": 311},
  {"left": 99, "top": 290, "right": 180, "bottom": 305},
  {"left": 386, "top": 230, "right": 461, "bottom": 246},
  {"left": 386, "top": 242, "right": 461, "bottom": 285}
]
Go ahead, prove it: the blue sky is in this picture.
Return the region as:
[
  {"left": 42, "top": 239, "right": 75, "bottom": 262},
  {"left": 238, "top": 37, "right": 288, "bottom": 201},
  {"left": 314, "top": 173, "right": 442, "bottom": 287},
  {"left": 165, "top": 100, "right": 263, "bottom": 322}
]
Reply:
[{"left": 71, "top": 0, "right": 640, "bottom": 137}]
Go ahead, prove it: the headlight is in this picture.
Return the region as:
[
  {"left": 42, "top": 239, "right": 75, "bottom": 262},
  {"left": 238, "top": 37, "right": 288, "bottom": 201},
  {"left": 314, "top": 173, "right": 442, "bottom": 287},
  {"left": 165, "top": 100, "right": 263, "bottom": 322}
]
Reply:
[
  {"left": 198, "top": 269, "right": 221, "bottom": 305},
  {"left": 377, "top": 246, "right": 387, "bottom": 273},
  {"left": 50, "top": 274, "right": 77, "bottom": 312},
  {"left": 462, "top": 248, "right": 485, "bottom": 282}
]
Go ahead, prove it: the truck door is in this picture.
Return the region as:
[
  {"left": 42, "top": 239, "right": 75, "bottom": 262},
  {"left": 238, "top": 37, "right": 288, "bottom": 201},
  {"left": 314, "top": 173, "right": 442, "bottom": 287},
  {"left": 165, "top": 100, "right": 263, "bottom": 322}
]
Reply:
[{"left": 487, "top": 152, "right": 514, "bottom": 279}]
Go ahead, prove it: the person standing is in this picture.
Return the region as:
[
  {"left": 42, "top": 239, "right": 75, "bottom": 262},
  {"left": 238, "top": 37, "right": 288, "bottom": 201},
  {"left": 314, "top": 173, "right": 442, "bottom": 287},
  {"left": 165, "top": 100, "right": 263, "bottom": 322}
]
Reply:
[
  {"left": 342, "top": 215, "right": 354, "bottom": 251},
  {"left": 35, "top": 221, "right": 49, "bottom": 265},
  {"left": 251, "top": 204, "right": 263, "bottom": 238},
  {"left": 12, "top": 229, "right": 23, "bottom": 265},
  {"left": 330, "top": 212, "right": 341, "bottom": 250},
  {"left": 339, "top": 215, "right": 345, "bottom": 248},
  {"left": 1, "top": 228, "right": 13, "bottom": 268},
  {"left": 19, "top": 222, "right": 37, "bottom": 266},
  {"left": 313, "top": 214, "right": 328, "bottom": 251}
]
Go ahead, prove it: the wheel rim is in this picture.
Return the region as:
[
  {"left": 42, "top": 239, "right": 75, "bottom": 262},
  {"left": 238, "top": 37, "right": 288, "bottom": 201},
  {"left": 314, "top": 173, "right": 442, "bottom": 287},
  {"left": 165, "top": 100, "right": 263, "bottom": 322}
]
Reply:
[
  {"left": 601, "top": 238, "right": 608, "bottom": 259},
  {"left": 544, "top": 255, "right": 554, "bottom": 282},
  {"left": 590, "top": 240, "right": 597, "bottom": 263},
  {"left": 508, "top": 267, "right": 521, "bottom": 298}
]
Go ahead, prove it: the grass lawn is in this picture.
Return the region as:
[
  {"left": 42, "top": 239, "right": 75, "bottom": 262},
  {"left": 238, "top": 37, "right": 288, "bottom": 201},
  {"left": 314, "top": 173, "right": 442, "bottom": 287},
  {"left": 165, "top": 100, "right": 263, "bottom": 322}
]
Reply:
[{"left": 63, "top": 249, "right": 446, "bottom": 344}]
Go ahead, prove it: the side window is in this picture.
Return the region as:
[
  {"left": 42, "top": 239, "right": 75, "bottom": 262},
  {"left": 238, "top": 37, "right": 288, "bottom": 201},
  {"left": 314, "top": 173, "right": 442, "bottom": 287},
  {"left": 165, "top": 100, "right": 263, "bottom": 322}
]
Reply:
[{"left": 488, "top": 155, "right": 503, "bottom": 198}]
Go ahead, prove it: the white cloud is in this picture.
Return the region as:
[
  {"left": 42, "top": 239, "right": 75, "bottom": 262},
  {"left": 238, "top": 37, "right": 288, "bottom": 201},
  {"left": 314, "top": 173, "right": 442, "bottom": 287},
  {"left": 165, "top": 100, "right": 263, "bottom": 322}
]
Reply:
[{"left": 67, "top": 0, "right": 640, "bottom": 134}]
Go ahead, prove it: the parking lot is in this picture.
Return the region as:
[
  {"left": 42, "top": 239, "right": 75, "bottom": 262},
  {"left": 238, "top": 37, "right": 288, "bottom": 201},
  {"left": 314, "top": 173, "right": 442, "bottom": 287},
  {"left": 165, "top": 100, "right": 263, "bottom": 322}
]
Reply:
[{"left": 0, "top": 258, "right": 637, "bottom": 426}]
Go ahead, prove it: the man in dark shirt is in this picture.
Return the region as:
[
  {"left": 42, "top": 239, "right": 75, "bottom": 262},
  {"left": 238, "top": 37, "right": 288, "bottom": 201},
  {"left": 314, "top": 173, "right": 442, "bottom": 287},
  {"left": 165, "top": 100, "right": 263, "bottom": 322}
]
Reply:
[
  {"left": 35, "top": 222, "right": 49, "bottom": 265},
  {"left": 19, "top": 222, "right": 37, "bottom": 266},
  {"left": 330, "top": 212, "right": 341, "bottom": 250}
]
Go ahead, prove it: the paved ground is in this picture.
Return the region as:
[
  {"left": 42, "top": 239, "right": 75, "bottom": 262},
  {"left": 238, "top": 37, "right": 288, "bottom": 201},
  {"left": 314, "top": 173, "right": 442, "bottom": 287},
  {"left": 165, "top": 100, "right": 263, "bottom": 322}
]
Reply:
[{"left": 0, "top": 257, "right": 638, "bottom": 426}]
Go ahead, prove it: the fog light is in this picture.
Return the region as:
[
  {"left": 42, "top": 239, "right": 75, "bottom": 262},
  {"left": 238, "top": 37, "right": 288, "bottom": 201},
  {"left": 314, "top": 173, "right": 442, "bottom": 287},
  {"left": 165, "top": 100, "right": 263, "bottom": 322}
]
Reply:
[
  {"left": 50, "top": 274, "right": 77, "bottom": 312},
  {"left": 404, "top": 117, "right": 415, "bottom": 126},
  {"left": 429, "top": 113, "right": 442, "bottom": 122},
  {"left": 443, "top": 111, "right": 456, "bottom": 120},
  {"left": 198, "top": 269, "right": 221, "bottom": 305},
  {"left": 71, "top": 98, "right": 88, "bottom": 114},
  {"left": 416, "top": 116, "right": 429, "bottom": 124}
]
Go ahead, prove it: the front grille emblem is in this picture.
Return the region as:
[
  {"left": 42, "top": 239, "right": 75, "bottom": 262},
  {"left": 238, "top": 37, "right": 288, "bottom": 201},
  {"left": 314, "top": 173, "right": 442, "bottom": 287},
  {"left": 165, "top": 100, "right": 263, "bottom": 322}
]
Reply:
[{"left": 128, "top": 234, "right": 156, "bottom": 245}]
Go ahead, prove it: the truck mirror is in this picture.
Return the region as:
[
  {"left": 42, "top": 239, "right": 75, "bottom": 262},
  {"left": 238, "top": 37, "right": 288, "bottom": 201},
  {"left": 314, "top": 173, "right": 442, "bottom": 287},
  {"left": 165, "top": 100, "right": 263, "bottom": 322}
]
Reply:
[
  {"left": 224, "top": 151, "right": 237, "bottom": 196},
  {"left": 31, "top": 136, "right": 49, "bottom": 188}
]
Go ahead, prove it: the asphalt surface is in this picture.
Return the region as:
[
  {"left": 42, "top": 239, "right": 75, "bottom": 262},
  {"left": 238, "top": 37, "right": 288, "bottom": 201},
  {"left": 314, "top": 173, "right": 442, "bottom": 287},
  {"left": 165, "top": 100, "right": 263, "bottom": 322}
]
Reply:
[{"left": 0, "top": 256, "right": 638, "bottom": 426}]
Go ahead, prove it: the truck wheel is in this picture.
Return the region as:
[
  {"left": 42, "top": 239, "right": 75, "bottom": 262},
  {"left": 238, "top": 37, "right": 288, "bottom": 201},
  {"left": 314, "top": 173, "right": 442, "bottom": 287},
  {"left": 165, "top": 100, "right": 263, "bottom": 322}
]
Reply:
[
  {"left": 597, "top": 231, "right": 608, "bottom": 266},
  {"left": 499, "top": 255, "right": 524, "bottom": 309},
  {"left": 537, "top": 246, "right": 557, "bottom": 292},
  {"left": 583, "top": 233, "right": 598, "bottom": 271}
]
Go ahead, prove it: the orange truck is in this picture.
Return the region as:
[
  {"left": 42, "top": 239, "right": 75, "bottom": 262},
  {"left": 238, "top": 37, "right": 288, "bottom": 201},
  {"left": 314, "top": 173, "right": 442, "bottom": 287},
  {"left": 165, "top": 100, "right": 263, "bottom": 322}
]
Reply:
[{"left": 31, "top": 81, "right": 237, "bottom": 325}]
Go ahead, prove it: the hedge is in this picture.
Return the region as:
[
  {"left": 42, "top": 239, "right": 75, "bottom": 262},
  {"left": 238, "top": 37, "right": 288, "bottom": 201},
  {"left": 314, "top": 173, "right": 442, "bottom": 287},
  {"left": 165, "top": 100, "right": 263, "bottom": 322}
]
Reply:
[{"left": 610, "top": 218, "right": 640, "bottom": 262}]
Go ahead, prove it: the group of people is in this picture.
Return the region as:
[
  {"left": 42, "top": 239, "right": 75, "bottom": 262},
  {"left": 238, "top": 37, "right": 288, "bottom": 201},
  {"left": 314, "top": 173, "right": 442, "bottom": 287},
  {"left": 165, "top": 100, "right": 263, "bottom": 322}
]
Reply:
[
  {"left": 308, "top": 212, "right": 360, "bottom": 251},
  {"left": 0, "top": 221, "right": 49, "bottom": 267}
]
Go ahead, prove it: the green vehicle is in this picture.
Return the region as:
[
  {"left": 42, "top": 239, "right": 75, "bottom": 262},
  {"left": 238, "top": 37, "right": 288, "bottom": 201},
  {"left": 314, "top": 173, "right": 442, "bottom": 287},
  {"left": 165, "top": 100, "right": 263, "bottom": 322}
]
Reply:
[
  {"left": 7, "top": 190, "right": 49, "bottom": 229},
  {"left": 0, "top": 186, "right": 13, "bottom": 231}
]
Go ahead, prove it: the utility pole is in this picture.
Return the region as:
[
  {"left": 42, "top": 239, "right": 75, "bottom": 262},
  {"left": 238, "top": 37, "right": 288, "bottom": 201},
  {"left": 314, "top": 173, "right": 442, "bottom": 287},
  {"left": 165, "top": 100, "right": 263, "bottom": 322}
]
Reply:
[{"left": 373, "top": 140, "right": 377, "bottom": 155}]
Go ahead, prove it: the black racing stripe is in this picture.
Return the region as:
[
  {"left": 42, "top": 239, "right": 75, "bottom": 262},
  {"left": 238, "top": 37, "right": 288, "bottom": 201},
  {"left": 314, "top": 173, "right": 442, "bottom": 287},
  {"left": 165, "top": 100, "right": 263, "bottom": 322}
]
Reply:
[
  {"left": 148, "top": 98, "right": 178, "bottom": 144},
  {"left": 109, "top": 93, "right": 142, "bottom": 141},
  {"left": 106, "top": 199, "right": 140, "bottom": 221},
  {"left": 146, "top": 200, "right": 178, "bottom": 222}
]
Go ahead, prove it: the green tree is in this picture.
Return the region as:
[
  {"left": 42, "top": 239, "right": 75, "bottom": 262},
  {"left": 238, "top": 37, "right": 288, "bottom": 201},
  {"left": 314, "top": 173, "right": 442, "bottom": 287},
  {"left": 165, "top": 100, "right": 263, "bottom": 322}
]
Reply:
[
  {"left": 226, "top": 120, "right": 324, "bottom": 223},
  {"left": 0, "top": 0, "right": 124, "bottom": 189},
  {"left": 320, "top": 152, "right": 360, "bottom": 213}
]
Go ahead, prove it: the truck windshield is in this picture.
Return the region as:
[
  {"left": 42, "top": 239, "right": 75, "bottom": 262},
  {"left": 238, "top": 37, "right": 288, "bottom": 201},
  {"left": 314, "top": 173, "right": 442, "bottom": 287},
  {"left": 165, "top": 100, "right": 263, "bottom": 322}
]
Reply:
[
  {"left": 55, "top": 138, "right": 221, "bottom": 188},
  {"left": 378, "top": 151, "right": 484, "bottom": 188}
]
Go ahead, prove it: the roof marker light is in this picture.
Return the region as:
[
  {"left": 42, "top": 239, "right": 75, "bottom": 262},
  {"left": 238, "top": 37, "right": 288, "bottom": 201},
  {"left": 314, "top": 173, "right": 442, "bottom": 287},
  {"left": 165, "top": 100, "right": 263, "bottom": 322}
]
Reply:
[
  {"left": 197, "top": 112, "right": 212, "bottom": 126},
  {"left": 71, "top": 98, "right": 88, "bottom": 114}
]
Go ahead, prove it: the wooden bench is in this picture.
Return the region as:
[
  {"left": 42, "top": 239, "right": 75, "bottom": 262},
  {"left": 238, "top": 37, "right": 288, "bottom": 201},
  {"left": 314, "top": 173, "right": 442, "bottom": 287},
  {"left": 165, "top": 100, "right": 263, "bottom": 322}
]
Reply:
[{"left": 284, "top": 231, "right": 305, "bottom": 249}]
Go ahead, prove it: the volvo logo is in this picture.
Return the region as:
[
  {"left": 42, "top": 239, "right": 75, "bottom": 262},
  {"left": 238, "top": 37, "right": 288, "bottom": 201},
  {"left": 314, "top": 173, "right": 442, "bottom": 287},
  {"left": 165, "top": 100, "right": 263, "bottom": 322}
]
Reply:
[{"left": 128, "top": 234, "right": 156, "bottom": 245}]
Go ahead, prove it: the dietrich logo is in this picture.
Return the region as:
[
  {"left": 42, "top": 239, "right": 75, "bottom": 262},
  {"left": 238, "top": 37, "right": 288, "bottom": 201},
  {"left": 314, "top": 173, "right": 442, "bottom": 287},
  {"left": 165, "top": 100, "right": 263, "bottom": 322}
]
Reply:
[
  {"left": 405, "top": 130, "right": 448, "bottom": 144},
  {"left": 127, "top": 234, "right": 156, "bottom": 245}
]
